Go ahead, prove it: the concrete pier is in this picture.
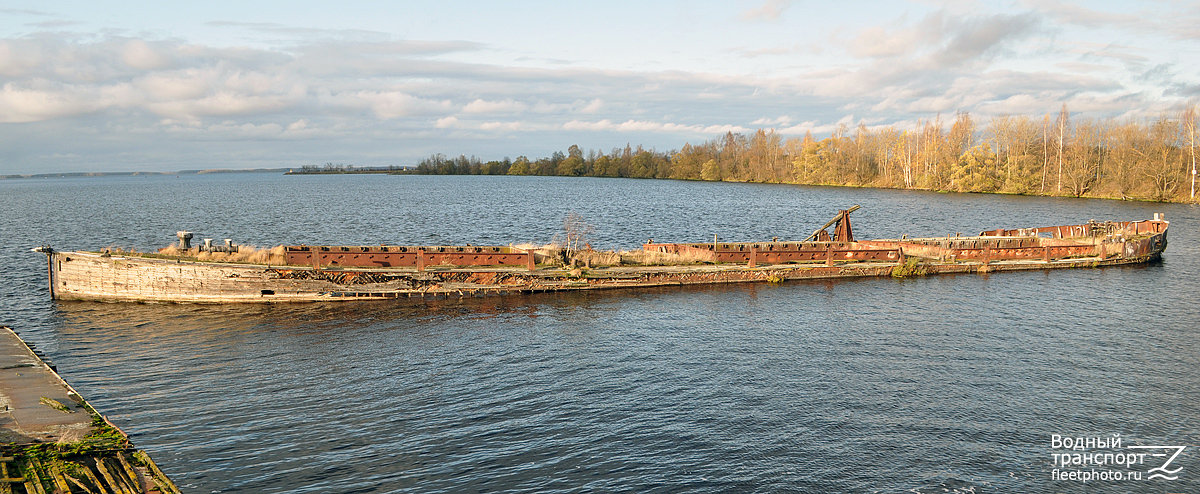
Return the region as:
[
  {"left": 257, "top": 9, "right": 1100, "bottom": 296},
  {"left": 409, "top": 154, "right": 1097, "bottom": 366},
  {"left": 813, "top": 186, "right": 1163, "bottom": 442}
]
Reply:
[
  {"left": 0, "top": 326, "right": 180, "bottom": 494},
  {"left": 0, "top": 328, "right": 91, "bottom": 444}
]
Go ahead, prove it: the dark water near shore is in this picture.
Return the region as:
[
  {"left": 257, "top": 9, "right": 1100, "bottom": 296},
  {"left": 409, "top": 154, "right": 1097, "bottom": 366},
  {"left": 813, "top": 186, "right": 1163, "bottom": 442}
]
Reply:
[{"left": 1, "top": 173, "right": 1198, "bottom": 493}]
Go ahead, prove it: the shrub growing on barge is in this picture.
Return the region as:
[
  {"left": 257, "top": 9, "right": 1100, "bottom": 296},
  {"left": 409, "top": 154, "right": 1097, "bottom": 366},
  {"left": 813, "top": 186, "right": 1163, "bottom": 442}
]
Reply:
[{"left": 891, "top": 258, "right": 928, "bottom": 278}]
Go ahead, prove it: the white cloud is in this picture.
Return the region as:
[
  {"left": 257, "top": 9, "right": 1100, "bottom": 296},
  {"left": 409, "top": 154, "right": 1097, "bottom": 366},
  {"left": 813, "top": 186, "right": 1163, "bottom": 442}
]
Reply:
[
  {"left": 741, "top": 0, "right": 793, "bottom": 21},
  {"left": 0, "top": 39, "right": 46, "bottom": 78},
  {"left": 580, "top": 98, "right": 603, "bottom": 113},
  {"left": 135, "top": 72, "right": 208, "bottom": 101},
  {"left": 529, "top": 98, "right": 603, "bottom": 114},
  {"left": 321, "top": 90, "right": 452, "bottom": 119},
  {"left": 0, "top": 83, "right": 106, "bottom": 123},
  {"left": 777, "top": 121, "right": 820, "bottom": 134},
  {"left": 121, "top": 39, "right": 170, "bottom": 70},
  {"left": 776, "top": 114, "right": 859, "bottom": 135},
  {"left": 1055, "top": 62, "right": 1114, "bottom": 74},
  {"left": 479, "top": 121, "right": 523, "bottom": 130},
  {"left": 1068, "top": 42, "right": 1150, "bottom": 70},
  {"left": 846, "top": 10, "right": 1040, "bottom": 65},
  {"left": 1026, "top": 0, "right": 1146, "bottom": 30},
  {"left": 849, "top": 21, "right": 938, "bottom": 59},
  {"left": 462, "top": 98, "right": 528, "bottom": 114},
  {"left": 147, "top": 90, "right": 297, "bottom": 118},
  {"left": 207, "top": 121, "right": 284, "bottom": 138},
  {"left": 563, "top": 119, "right": 749, "bottom": 135},
  {"left": 732, "top": 44, "right": 806, "bottom": 58},
  {"left": 752, "top": 116, "right": 793, "bottom": 126}
]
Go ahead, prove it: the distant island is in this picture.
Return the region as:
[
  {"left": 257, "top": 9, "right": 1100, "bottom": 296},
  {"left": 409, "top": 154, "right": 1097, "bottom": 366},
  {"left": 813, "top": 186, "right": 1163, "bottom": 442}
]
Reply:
[{"left": 283, "top": 164, "right": 414, "bottom": 174}]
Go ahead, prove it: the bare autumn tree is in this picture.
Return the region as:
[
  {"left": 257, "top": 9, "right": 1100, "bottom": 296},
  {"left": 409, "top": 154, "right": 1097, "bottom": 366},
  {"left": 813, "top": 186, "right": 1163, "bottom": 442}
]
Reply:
[
  {"left": 946, "top": 111, "right": 981, "bottom": 191},
  {"left": 948, "top": 111, "right": 975, "bottom": 156},
  {"left": 1062, "top": 118, "right": 1103, "bottom": 197},
  {"left": 827, "top": 123, "right": 850, "bottom": 183},
  {"left": 1055, "top": 103, "right": 1070, "bottom": 193},
  {"left": 852, "top": 122, "right": 871, "bottom": 183},
  {"left": 1136, "top": 114, "right": 1184, "bottom": 201},
  {"left": 1010, "top": 116, "right": 1044, "bottom": 194},
  {"left": 720, "top": 132, "right": 748, "bottom": 181},
  {"left": 782, "top": 135, "right": 803, "bottom": 183},
  {"left": 563, "top": 212, "right": 595, "bottom": 259},
  {"left": 1105, "top": 120, "right": 1146, "bottom": 200},
  {"left": 900, "top": 128, "right": 916, "bottom": 187},
  {"left": 1184, "top": 102, "right": 1197, "bottom": 199},
  {"left": 792, "top": 130, "right": 820, "bottom": 182},
  {"left": 875, "top": 126, "right": 900, "bottom": 186},
  {"left": 1041, "top": 113, "right": 1051, "bottom": 193},
  {"left": 917, "top": 116, "right": 947, "bottom": 189},
  {"left": 748, "top": 129, "right": 783, "bottom": 182},
  {"left": 987, "top": 115, "right": 1013, "bottom": 187}
]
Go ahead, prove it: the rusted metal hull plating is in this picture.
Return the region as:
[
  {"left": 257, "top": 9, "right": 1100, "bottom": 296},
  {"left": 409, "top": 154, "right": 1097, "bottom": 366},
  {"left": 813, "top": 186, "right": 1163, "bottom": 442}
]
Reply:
[
  {"left": 285, "top": 245, "right": 535, "bottom": 270},
  {"left": 648, "top": 218, "right": 1167, "bottom": 266}
]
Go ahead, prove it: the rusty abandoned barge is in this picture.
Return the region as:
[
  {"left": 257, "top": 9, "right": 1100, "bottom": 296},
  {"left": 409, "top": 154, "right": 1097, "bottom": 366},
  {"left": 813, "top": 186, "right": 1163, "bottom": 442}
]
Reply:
[{"left": 35, "top": 208, "right": 1168, "bottom": 304}]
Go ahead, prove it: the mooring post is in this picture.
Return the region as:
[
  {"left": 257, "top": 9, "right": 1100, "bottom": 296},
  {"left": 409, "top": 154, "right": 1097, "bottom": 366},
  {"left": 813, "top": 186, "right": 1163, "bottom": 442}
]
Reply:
[
  {"left": 526, "top": 251, "right": 535, "bottom": 271},
  {"left": 749, "top": 246, "right": 757, "bottom": 268},
  {"left": 416, "top": 249, "right": 425, "bottom": 271},
  {"left": 897, "top": 245, "right": 905, "bottom": 266},
  {"left": 1044, "top": 245, "right": 1051, "bottom": 263},
  {"left": 45, "top": 248, "right": 57, "bottom": 300},
  {"left": 982, "top": 243, "right": 990, "bottom": 266},
  {"left": 826, "top": 244, "right": 834, "bottom": 267},
  {"left": 176, "top": 231, "right": 193, "bottom": 249}
]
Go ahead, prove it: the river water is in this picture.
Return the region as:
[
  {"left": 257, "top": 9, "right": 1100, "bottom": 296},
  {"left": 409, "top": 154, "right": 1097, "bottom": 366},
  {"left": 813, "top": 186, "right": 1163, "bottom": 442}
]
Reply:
[{"left": 0, "top": 173, "right": 1197, "bottom": 493}]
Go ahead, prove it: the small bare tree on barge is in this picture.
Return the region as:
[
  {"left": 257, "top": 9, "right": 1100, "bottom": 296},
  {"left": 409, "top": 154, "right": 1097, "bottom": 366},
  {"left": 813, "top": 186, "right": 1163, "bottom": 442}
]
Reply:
[{"left": 563, "top": 212, "right": 595, "bottom": 265}]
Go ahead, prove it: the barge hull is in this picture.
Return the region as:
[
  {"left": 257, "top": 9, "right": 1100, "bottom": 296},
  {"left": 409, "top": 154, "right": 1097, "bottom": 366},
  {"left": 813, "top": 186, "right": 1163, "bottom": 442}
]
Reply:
[
  {"left": 41, "top": 217, "right": 1168, "bottom": 304},
  {"left": 44, "top": 243, "right": 1164, "bottom": 305}
]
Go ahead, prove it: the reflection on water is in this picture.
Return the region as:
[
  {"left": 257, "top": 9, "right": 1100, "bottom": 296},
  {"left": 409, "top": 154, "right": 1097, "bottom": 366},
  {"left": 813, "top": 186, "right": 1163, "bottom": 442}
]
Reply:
[{"left": 1, "top": 174, "right": 1198, "bottom": 493}]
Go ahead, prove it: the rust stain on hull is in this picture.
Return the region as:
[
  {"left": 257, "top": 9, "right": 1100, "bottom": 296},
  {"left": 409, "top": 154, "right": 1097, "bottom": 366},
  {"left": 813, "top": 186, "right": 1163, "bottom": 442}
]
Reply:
[{"left": 284, "top": 245, "right": 536, "bottom": 270}]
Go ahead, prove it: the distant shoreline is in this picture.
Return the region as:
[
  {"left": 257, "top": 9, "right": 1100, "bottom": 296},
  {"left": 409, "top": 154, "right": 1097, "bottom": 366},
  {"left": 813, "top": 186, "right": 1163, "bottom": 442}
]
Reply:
[
  {"left": 0, "top": 168, "right": 291, "bottom": 180},
  {"left": 0, "top": 166, "right": 429, "bottom": 180},
  {"left": 5, "top": 166, "right": 1194, "bottom": 204},
  {"left": 283, "top": 168, "right": 413, "bottom": 175},
  {"left": 283, "top": 165, "right": 415, "bottom": 175}
]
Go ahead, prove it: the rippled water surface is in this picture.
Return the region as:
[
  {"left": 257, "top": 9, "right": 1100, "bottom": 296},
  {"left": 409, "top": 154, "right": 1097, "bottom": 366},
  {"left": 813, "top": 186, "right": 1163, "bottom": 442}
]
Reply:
[{"left": 1, "top": 174, "right": 1197, "bottom": 493}]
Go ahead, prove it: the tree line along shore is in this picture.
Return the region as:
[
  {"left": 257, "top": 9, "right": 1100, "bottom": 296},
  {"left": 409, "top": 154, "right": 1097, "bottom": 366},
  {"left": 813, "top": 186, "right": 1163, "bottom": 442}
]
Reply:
[{"left": 315, "top": 105, "right": 1200, "bottom": 203}]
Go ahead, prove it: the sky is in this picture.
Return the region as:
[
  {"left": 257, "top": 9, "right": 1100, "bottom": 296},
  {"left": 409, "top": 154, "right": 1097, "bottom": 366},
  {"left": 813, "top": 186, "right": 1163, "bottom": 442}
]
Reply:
[{"left": 0, "top": 0, "right": 1197, "bottom": 174}]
